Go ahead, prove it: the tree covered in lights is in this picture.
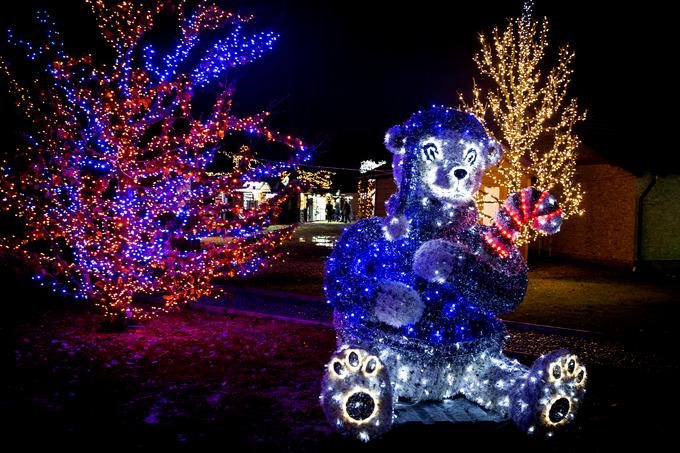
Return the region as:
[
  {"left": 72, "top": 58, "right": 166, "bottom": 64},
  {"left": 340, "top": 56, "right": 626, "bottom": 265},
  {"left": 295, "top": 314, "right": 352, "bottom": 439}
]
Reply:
[
  {"left": 460, "top": 1, "right": 585, "bottom": 242},
  {"left": 0, "top": 0, "right": 312, "bottom": 322}
]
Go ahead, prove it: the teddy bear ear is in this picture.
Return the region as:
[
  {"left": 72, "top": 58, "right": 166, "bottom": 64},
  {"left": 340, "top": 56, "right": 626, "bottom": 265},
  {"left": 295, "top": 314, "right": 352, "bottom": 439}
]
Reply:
[
  {"left": 485, "top": 141, "right": 503, "bottom": 167},
  {"left": 384, "top": 125, "right": 406, "bottom": 155}
]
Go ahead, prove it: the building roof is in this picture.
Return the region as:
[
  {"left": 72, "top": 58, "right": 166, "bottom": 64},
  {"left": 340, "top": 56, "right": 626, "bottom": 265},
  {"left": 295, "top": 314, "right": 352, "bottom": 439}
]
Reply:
[
  {"left": 577, "top": 144, "right": 622, "bottom": 166},
  {"left": 235, "top": 181, "right": 272, "bottom": 193},
  {"left": 578, "top": 143, "right": 679, "bottom": 177}
]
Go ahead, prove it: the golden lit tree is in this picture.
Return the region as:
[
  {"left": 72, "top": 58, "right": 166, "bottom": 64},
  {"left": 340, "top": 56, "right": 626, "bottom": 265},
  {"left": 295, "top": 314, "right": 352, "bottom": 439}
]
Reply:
[{"left": 460, "top": 1, "right": 585, "bottom": 242}]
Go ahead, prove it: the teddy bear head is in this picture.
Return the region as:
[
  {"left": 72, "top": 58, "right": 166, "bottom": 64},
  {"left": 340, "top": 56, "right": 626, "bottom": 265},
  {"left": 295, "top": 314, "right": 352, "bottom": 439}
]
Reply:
[
  {"left": 385, "top": 106, "right": 501, "bottom": 206},
  {"left": 382, "top": 107, "right": 501, "bottom": 236}
]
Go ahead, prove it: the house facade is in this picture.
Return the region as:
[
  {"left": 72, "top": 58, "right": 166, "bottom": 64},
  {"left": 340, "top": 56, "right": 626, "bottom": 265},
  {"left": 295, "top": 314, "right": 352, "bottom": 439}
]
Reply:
[
  {"left": 532, "top": 148, "right": 680, "bottom": 270},
  {"left": 355, "top": 148, "right": 680, "bottom": 270}
]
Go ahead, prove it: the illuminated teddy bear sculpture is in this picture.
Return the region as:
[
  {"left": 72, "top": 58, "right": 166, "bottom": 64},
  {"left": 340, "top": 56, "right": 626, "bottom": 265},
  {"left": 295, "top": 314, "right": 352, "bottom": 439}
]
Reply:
[{"left": 321, "top": 107, "right": 586, "bottom": 441}]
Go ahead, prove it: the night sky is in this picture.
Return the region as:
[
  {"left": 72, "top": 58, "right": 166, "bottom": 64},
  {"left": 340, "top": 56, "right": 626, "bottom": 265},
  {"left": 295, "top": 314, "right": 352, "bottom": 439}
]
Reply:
[{"left": 1, "top": 1, "right": 673, "bottom": 178}]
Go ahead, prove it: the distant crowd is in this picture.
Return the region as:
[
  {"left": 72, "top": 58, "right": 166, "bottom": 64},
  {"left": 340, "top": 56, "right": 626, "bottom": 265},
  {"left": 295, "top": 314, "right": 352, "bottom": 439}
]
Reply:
[{"left": 326, "top": 197, "right": 352, "bottom": 223}]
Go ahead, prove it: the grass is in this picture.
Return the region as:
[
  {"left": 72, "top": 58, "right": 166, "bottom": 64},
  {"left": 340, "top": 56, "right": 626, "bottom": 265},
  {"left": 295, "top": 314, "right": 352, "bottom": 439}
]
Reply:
[
  {"left": 224, "top": 222, "right": 344, "bottom": 296},
  {"left": 504, "top": 274, "right": 678, "bottom": 339},
  {"left": 5, "top": 305, "right": 337, "bottom": 451}
]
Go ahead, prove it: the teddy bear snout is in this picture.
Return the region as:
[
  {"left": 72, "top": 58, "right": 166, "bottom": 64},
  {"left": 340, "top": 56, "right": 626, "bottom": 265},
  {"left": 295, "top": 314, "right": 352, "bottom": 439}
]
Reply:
[{"left": 431, "top": 166, "right": 452, "bottom": 188}]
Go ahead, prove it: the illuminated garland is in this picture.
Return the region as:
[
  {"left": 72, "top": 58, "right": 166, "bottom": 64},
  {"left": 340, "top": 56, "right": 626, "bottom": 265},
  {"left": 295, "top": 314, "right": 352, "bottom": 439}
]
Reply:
[
  {"left": 0, "top": 0, "right": 312, "bottom": 321},
  {"left": 357, "top": 179, "right": 376, "bottom": 219},
  {"left": 213, "top": 149, "right": 334, "bottom": 190},
  {"left": 460, "top": 1, "right": 585, "bottom": 244},
  {"left": 296, "top": 169, "right": 335, "bottom": 190}
]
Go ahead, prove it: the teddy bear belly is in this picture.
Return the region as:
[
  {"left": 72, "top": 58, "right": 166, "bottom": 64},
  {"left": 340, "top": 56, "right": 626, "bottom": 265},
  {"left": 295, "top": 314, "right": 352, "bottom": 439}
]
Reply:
[
  {"left": 336, "top": 304, "right": 506, "bottom": 351},
  {"left": 334, "top": 305, "right": 506, "bottom": 358},
  {"left": 414, "top": 285, "right": 507, "bottom": 343},
  {"left": 341, "top": 235, "right": 509, "bottom": 346}
]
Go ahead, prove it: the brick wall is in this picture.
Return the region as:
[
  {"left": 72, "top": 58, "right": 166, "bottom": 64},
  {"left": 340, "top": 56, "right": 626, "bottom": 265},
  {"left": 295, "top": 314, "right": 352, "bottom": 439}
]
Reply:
[{"left": 542, "top": 164, "right": 638, "bottom": 267}]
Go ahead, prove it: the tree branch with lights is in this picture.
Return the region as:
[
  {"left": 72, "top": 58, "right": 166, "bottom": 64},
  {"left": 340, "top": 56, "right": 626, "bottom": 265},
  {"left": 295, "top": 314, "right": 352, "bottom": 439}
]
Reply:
[
  {"left": 460, "top": 1, "right": 585, "bottom": 243},
  {"left": 0, "top": 0, "right": 312, "bottom": 323}
]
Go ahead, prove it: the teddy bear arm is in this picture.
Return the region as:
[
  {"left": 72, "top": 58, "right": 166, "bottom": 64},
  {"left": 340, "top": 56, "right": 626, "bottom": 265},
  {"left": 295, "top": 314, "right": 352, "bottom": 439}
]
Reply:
[
  {"left": 324, "top": 218, "right": 385, "bottom": 317},
  {"left": 462, "top": 246, "right": 528, "bottom": 314}
]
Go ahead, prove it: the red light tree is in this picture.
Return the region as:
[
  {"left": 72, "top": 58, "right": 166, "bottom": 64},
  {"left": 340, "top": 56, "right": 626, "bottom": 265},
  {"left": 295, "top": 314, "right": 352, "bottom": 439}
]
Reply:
[{"left": 0, "top": 0, "right": 311, "bottom": 322}]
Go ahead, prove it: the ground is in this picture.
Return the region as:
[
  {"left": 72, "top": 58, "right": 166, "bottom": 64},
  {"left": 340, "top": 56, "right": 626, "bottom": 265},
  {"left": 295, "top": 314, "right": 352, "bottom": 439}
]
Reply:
[
  {"left": 3, "top": 222, "right": 678, "bottom": 450},
  {"left": 4, "top": 301, "right": 676, "bottom": 451},
  {"left": 5, "top": 306, "right": 334, "bottom": 451}
]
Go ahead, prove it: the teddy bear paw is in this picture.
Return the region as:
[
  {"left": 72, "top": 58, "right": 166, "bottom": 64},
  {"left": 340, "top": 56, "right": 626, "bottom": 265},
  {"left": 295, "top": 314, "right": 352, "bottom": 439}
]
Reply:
[
  {"left": 321, "top": 347, "right": 394, "bottom": 441},
  {"left": 511, "top": 349, "right": 587, "bottom": 436},
  {"left": 413, "top": 239, "right": 465, "bottom": 283},
  {"left": 374, "top": 280, "right": 424, "bottom": 327}
]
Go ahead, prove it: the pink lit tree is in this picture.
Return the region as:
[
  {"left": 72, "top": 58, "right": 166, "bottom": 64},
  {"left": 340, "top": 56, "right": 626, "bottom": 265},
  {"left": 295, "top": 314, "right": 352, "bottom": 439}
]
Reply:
[{"left": 0, "top": 0, "right": 312, "bottom": 323}]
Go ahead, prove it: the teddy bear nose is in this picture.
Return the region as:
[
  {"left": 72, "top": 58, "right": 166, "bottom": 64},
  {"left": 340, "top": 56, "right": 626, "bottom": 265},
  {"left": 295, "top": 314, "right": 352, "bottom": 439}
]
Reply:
[{"left": 454, "top": 168, "right": 467, "bottom": 180}]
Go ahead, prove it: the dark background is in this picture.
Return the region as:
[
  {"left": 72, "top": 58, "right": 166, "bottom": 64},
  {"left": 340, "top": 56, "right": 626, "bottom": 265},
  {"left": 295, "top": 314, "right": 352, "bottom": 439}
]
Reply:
[{"left": 1, "top": 0, "right": 673, "bottom": 178}]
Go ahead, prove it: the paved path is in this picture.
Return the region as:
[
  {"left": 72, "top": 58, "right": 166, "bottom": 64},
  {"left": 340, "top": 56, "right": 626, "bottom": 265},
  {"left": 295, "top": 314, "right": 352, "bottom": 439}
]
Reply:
[{"left": 394, "top": 398, "right": 505, "bottom": 425}]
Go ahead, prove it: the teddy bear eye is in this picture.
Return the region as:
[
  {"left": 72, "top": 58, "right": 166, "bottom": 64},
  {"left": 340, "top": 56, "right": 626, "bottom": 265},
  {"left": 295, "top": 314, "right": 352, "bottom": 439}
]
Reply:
[
  {"left": 421, "top": 143, "right": 439, "bottom": 161},
  {"left": 465, "top": 148, "right": 477, "bottom": 165}
]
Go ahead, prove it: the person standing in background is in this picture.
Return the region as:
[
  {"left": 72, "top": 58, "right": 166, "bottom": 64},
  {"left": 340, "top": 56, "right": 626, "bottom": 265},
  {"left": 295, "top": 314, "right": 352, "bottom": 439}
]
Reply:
[
  {"left": 326, "top": 199, "right": 334, "bottom": 222},
  {"left": 343, "top": 198, "right": 352, "bottom": 223},
  {"left": 339, "top": 198, "right": 346, "bottom": 222}
]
